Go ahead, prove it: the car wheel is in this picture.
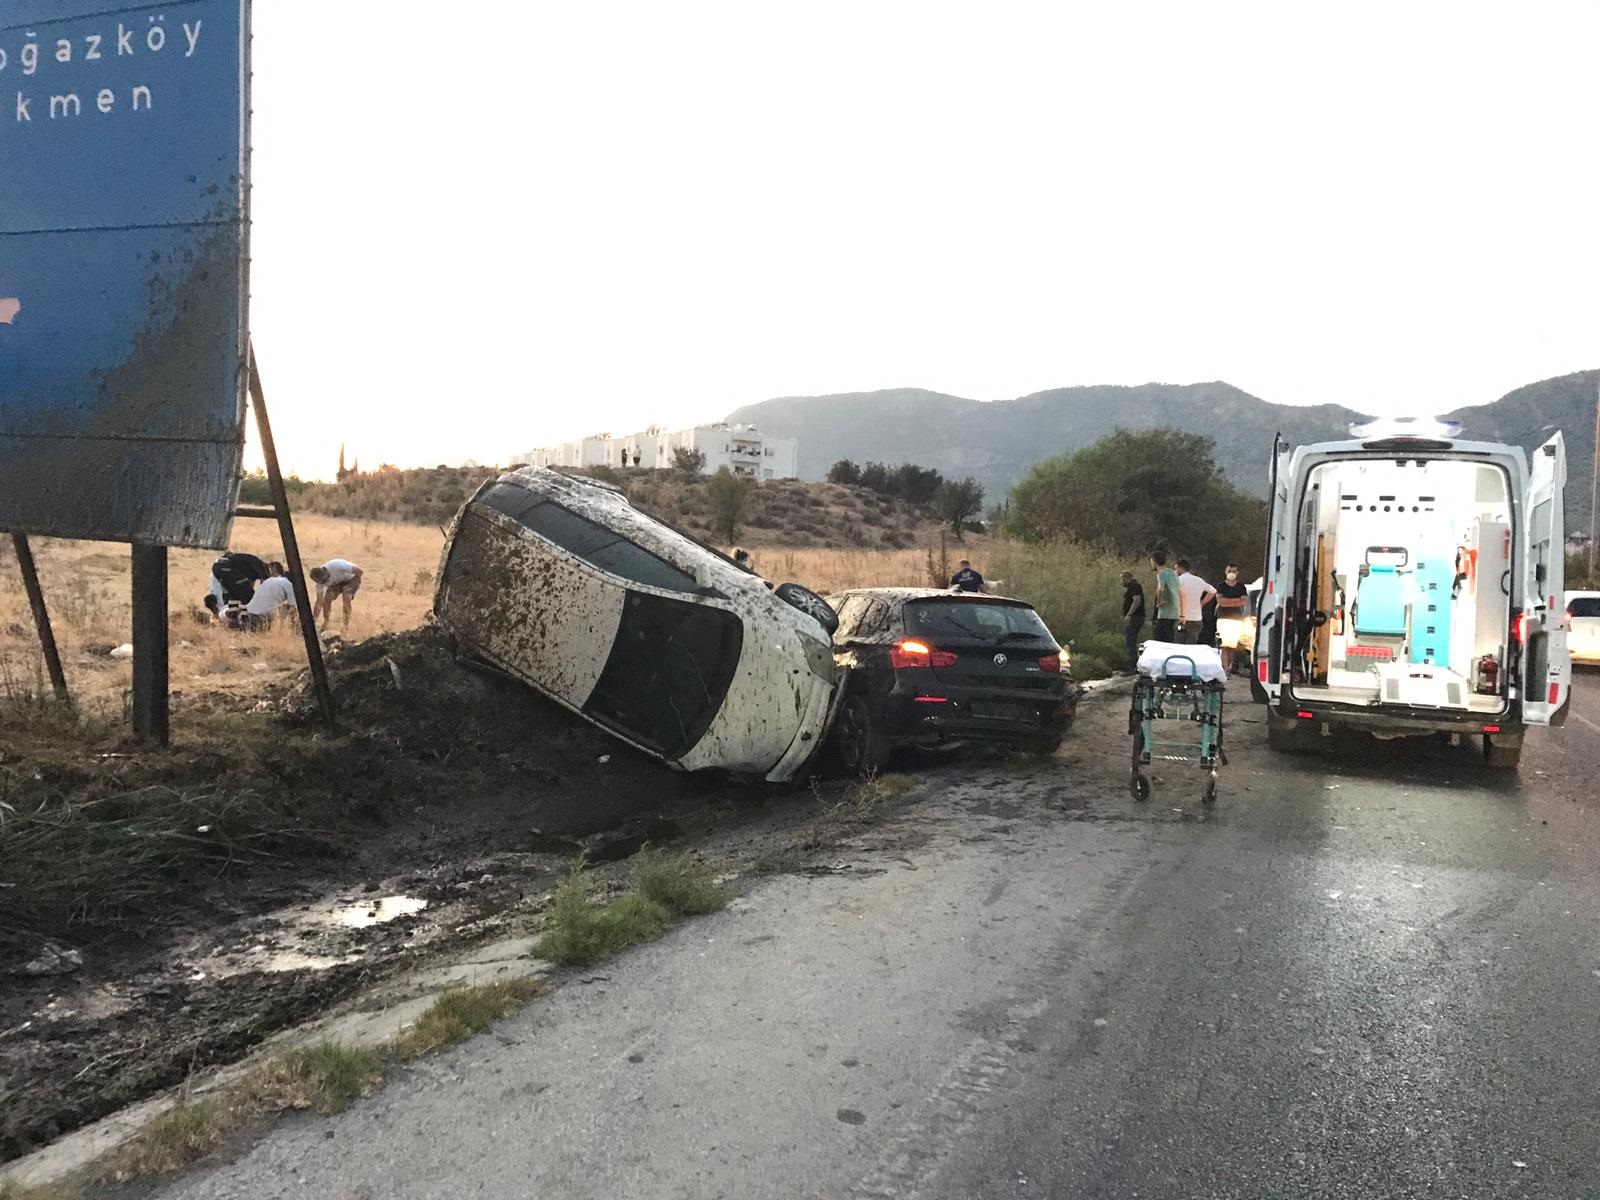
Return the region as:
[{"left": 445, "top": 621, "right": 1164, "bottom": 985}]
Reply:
[
  {"left": 774, "top": 582, "right": 839, "bottom": 636},
  {"left": 835, "top": 694, "right": 890, "bottom": 776}
]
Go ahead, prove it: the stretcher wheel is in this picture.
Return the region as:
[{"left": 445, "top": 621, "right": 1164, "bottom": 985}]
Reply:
[
  {"left": 1132, "top": 772, "right": 1151, "bottom": 802},
  {"left": 1202, "top": 774, "right": 1217, "bottom": 807}
]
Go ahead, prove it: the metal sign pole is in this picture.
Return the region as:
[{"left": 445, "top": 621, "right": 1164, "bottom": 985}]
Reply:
[
  {"left": 247, "top": 345, "right": 336, "bottom": 727},
  {"left": 130, "top": 543, "right": 169, "bottom": 744},
  {"left": 10, "top": 533, "right": 70, "bottom": 703}
]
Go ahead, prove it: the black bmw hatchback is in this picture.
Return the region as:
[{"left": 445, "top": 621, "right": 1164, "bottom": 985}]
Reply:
[{"left": 826, "top": 587, "right": 1079, "bottom": 773}]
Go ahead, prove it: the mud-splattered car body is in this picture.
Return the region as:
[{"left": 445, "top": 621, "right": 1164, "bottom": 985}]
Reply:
[{"left": 434, "top": 468, "right": 838, "bottom": 781}]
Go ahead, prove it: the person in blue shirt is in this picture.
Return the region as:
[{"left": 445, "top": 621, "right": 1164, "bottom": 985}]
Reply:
[{"left": 950, "top": 560, "right": 985, "bottom": 592}]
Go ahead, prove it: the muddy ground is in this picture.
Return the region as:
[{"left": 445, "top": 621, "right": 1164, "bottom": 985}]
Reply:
[{"left": 1, "top": 626, "right": 958, "bottom": 1163}]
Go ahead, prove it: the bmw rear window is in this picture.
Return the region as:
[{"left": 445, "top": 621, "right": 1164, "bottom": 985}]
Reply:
[
  {"left": 1570, "top": 597, "right": 1600, "bottom": 618},
  {"left": 904, "top": 599, "right": 1054, "bottom": 641}
]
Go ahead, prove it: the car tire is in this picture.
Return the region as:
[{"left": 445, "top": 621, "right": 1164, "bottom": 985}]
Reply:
[
  {"left": 1482, "top": 734, "right": 1522, "bottom": 770},
  {"left": 835, "top": 694, "right": 891, "bottom": 776}
]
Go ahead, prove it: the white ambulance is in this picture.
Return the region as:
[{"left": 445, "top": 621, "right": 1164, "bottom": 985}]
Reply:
[{"left": 1252, "top": 418, "right": 1570, "bottom": 768}]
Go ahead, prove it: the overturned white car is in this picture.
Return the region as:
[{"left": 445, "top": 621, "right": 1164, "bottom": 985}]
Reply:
[{"left": 434, "top": 468, "right": 839, "bottom": 781}]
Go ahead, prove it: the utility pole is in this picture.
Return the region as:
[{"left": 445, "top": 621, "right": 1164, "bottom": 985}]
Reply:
[{"left": 1591, "top": 378, "right": 1598, "bottom": 583}]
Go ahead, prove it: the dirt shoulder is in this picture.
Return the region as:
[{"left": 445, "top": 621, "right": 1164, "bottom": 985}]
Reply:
[
  {"left": 0, "top": 625, "right": 762, "bottom": 1162},
  {"left": 1, "top": 626, "right": 1123, "bottom": 1170}
]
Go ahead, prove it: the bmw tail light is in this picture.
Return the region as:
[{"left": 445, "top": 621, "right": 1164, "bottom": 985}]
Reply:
[
  {"left": 891, "top": 639, "right": 957, "bottom": 669},
  {"left": 1038, "top": 654, "right": 1061, "bottom": 673}
]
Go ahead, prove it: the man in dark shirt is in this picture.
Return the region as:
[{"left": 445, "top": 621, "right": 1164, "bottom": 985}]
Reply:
[
  {"left": 1213, "top": 563, "right": 1252, "bottom": 674},
  {"left": 206, "top": 551, "right": 272, "bottom": 615},
  {"left": 950, "top": 560, "right": 985, "bottom": 593},
  {"left": 1120, "top": 570, "right": 1145, "bottom": 674}
]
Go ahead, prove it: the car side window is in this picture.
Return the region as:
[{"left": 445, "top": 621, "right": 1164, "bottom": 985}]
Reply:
[
  {"left": 857, "top": 600, "right": 890, "bottom": 638},
  {"left": 833, "top": 595, "right": 870, "bottom": 639},
  {"left": 479, "top": 484, "right": 697, "bottom": 594}
]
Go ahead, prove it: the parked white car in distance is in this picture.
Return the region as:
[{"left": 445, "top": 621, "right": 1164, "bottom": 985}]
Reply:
[{"left": 1567, "top": 591, "right": 1600, "bottom": 665}]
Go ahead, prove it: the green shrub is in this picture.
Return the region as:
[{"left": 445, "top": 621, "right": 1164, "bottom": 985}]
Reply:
[
  {"left": 987, "top": 538, "right": 1137, "bottom": 657},
  {"left": 632, "top": 850, "right": 729, "bottom": 916},
  {"left": 538, "top": 866, "right": 672, "bottom": 966}
]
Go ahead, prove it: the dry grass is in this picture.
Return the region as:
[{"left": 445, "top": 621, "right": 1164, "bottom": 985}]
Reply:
[
  {"left": 740, "top": 545, "right": 953, "bottom": 595},
  {"left": 0, "top": 513, "right": 444, "bottom": 712},
  {"left": 0, "top": 1177, "right": 78, "bottom": 1200},
  {"left": 392, "top": 981, "right": 547, "bottom": 1059},
  {"left": 241, "top": 1041, "right": 383, "bottom": 1115},
  {"left": 0, "top": 504, "right": 1007, "bottom": 722},
  {"left": 104, "top": 1099, "right": 234, "bottom": 1181},
  {"left": 0, "top": 784, "right": 325, "bottom": 960}
]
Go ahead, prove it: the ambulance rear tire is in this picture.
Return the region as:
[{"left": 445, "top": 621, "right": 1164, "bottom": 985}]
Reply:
[{"left": 1482, "top": 735, "right": 1522, "bottom": 770}]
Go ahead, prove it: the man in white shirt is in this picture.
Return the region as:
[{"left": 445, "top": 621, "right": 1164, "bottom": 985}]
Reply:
[
  {"left": 309, "top": 558, "right": 364, "bottom": 630},
  {"left": 243, "top": 571, "right": 296, "bottom": 631},
  {"left": 1175, "top": 558, "right": 1216, "bottom": 645}
]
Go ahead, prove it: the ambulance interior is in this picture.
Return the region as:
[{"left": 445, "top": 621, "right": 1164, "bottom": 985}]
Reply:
[{"left": 1289, "top": 457, "right": 1513, "bottom": 713}]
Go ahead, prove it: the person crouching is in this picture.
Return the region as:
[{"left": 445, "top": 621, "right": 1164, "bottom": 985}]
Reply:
[{"left": 242, "top": 563, "right": 295, "bottom": 631}]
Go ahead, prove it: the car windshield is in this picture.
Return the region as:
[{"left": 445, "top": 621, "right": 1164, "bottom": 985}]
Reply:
[
  {"left": 1569, "top": 596, "right": 1600, "bottom": 619},
  {"left": 904, "top": 599, "right": 1053, "bottom": 642}
]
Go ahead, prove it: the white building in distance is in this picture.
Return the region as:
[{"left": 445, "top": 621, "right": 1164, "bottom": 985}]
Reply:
[{"left": 518, "top": 423, "right": 798, "bottom": 480}]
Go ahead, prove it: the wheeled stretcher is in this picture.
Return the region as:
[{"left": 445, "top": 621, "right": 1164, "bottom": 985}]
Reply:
[{"left": 1129, "top": 642, "right": 1227, "bottom": 807}]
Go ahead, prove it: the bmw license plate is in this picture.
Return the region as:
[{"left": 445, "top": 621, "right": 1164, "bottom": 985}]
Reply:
[{"left": 970, "top": 700, "right": 1023, "bottom": 720}]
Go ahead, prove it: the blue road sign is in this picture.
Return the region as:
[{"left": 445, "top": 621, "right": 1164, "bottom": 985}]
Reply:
[{"left": 0, "top": 0, "right": 249, "bottom": 547}]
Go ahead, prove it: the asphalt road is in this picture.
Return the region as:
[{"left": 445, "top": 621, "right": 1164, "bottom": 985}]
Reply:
[{"left": 154, "top": 672, "right": 1600, "bottom": 1200}]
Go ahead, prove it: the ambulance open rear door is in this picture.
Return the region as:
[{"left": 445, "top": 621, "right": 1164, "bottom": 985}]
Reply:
[{"left": 1520, "top": 433, "right": 1570, "bottom": 726}]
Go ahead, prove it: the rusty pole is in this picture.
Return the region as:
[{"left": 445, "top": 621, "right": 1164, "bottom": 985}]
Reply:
[
  {"left": 247, "top": 343, "right": 336, "bottom": 726},
  {"left": 10, "top": 532, "right": 69, "bottom": 703}
]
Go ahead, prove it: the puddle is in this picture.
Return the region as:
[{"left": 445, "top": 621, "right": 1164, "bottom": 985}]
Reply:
[
  {"left": 194, "top": 949, "right": 353, "bottom": 979},
  {"left": 332, "top": 896, "right": 429, "bottom": 929}
]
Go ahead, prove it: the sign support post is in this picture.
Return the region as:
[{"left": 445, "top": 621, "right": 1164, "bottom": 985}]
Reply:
[
  {"left": 10, "top": 533, "right": 70, "bottom": 704},
  {"left": 247, "top": 345, "right": 336, "bottom": 728},
  {"left": 130, "top": 544, "right": 169, "bottom": 744}
]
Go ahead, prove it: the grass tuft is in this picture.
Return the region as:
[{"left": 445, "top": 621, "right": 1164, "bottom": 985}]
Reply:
[
  {"left": 0, "top": 1178, "right": 78, "bottom": 1200},
  {"left": 242, "top": 1040, "right": 382, "bottom": 1115},
  {"left": 106, "top": 1100, "right": 234, "bottom": 1180},
  {"left": 839, "top": 769, "right": 914, "bottom": 816},
  {"left": 538, "top": 864, "right": 672, "bottom": 967},
  {"left": 393, "top": 980, "right": 545, "bottom": 1059},
  {"left": 631, "top": 849, "right": 730, "bottom": 916}
]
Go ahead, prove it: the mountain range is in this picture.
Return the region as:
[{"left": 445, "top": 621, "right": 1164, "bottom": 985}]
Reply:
[{"left": 725, "top": 371, "right": 1599, "bottom": 527}]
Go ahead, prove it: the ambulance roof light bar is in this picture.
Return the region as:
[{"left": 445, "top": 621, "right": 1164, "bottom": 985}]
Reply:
[{"left": 1348, "top": 416, "right": 1463, "bottom": 441}]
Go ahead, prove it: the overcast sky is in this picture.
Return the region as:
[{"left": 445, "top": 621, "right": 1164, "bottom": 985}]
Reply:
[{"left": 248, "top": 2, "right": 1600, "bottom": 478}]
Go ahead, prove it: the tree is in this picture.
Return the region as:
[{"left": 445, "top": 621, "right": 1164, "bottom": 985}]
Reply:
[
  {"left": 827, "top": 459, "right": 863, "bottom": 486},
  {"left": 894, "top": 463, "right": 945, "bottom": 506},
  {"left": 1005, "top": 428, "right": 1266, "bottom": 575},
  {"left": 671, "top": 445, "right": 707, "bottom": 476},
  {"left": 858, "top": 461, "right": 893, "bottom": 494},
  {"left": 708, "top": 467, "right": 757, "bottom": 543},
  {"left": 935, "top": 478, "right": 985, "bottom": 538}
]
